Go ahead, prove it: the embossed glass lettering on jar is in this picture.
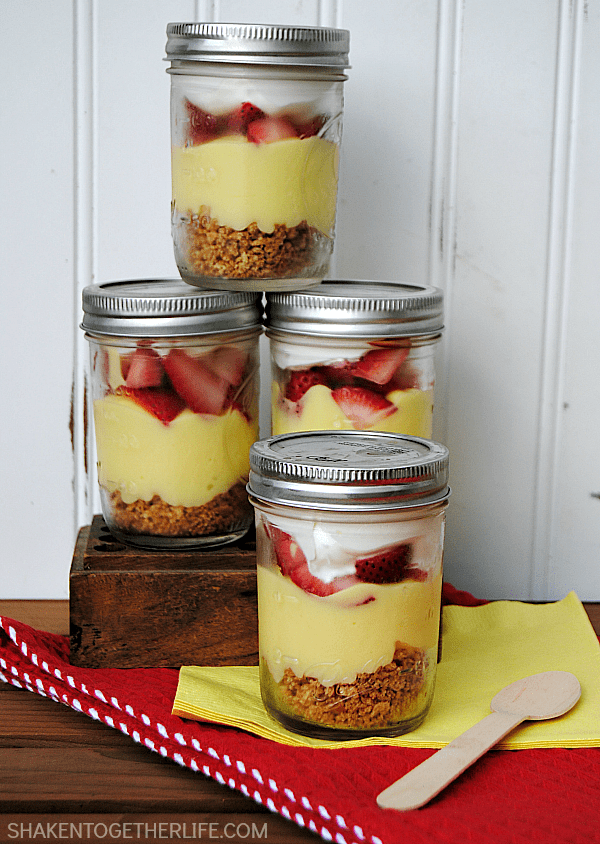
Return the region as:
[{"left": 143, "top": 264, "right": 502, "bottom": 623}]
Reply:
[{"left": 247, "top": 430, "right": 450, "bottom": 739}]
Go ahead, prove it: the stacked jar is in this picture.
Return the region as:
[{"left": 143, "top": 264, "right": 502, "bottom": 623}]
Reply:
[
  {"left": 80, "top": 23, "right": 452, "bottom": 741},
  {"left": 81, "top": 279, "right": 262, "bottom": 549},
  {"left": 265, "top": 280, "right": 444, "bottom": 437},
  {"left": 83, "top": 24, "right": 351, "bottom": 550},
  {"left": 248, "top": 430, "right": 450, "bottom": 738},
  {"left": 165, "top": 22, "right": 351, "bottom": 292}
]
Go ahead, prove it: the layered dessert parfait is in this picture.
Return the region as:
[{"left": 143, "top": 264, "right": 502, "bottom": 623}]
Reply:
[
  {"left": 91, "top": 339, "right": 259, "bottom": 547},
  {"left": 256, "top": 509, "right": 444, "bottom": 737},
  {"left": 270, "top": 340, "right": 434, "bottom": 437},
  {"left": 170, "top": 79, "right": 342, "bottom": 291}
]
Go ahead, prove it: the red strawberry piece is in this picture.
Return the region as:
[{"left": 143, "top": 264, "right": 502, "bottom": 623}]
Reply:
[
  {"left": 266, "top": 525, "right": 357, "bottom": 597},
  {"left": 293, "top": 114, "right": 327, "bottom": 138},
  {"left": 353, "top": 347, "right": 410, "bottom": 386},
  {"left": 291, "top": 565, "right": 358, "bottom": 597},
  {"left": 205, "top": 345, "right": 248, "bottom": 387},
  {"left": 247, "top": 116, "right": 299, "bottom": 144},
  {"left": 285, "top": 368, "right": 328, "bottom": 402},
  {"left": 355, "top": 543, "right": 424, "bottom": 584},
  {"left": 227, "top": 101, "right": 265, "bottom": 134},
  {"left": 125, "top": 347, "right": 165, "bottom": 389},
  {"left": 119, "top": 351, "right": 133, "bottom": 381},
  {"left": 163, "top": 348, "right": 229, "bottom": 415},
  {"left": 115, "top": 386, "right": 185, "bottom": 425},
  {"left": 319, "top": 360, "right": 360, "bottom": 388},
  {"left": 185, "top": 100, "right": 223, "bottom": 144},
  {"left": 384, "top": 361, "right": 421, "bottom": 392},
  {"left": 331, "top": 386, "right": 395, "bottom": 426},
  {"left": 266, "top": 525, "right": 304, "bottom": 575}
]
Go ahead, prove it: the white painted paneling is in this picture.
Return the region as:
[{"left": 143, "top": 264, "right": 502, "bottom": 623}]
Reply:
[
  {"left": 336, "top": 0, "right": 440, "bottom": 285},
  {"left": 1, "top": 1, "right": 74, "bottom": 598},
  {"left": 442, "top": 0, "right": 563, "bottom": 599},
  {"left": 1, "top": 0, "right": 598, "bottom": 601},
  {"left": 94, "top": 1, "right": 182, "bottom": 282},
  {"left": 549, "top": 0, "right": 600, "bottom": 600}
]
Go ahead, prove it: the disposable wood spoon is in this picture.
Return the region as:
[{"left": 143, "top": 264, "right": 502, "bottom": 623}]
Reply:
[{"left": 377, "top": 670, "right": 581, "bottom": 811}]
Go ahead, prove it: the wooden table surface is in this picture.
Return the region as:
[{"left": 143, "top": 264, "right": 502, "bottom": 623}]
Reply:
[{"left": 1, "top": 600, "right": 599, "bottom": 843}]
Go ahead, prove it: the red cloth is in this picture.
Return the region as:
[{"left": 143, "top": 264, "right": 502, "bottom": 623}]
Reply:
[{"left": 1, "top": 585, "right": 599, "bottom": 844}]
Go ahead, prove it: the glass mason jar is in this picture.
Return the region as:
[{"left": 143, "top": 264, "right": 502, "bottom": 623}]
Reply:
[
  {"left": 265, "top": 281, "right": 444, "bottom": 437},
  {"left": 165, "top": 22, "right": 350, "bottom": 292},
  {"left": 81, "top": 279, "right": 263, "bottom": 549},
  {"left": 247, "top": 430, "right": 450, "bottom": 740}
]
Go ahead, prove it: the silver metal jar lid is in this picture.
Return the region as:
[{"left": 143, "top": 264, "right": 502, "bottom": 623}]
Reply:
[
  {"left": 265, "top": 281, "right": 444, "bottom": 338},
  {"left": 248, "top": 431, "right": 450, "bottom": 511},
  {"left": 81, "top": 279, "right": 263, "bottom": 338},
  {"left": 165, "top": 22, "right": 350, "bottom": 69}
]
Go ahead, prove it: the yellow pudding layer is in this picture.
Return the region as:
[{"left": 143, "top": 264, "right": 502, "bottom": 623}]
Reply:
[
  {"left": 258, "top": 564, "right": 442, "bottom": 686},
  {"left": 94, "top": 393, "right": 257, "bottom": 507},
  {"left": 271, "top": 383, "right": 433, "bottom": 437},
  {"left": 172, "top": 135, "right": 339, "bottom": 235}
]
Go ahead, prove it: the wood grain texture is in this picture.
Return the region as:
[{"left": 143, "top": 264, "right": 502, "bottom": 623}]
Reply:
[
  {"left": 68, "top": 517, "right": 258, "bottom": 669},
  {"left": 0, "top": 683, "right": 318, "bottom": 842},
  {"left": 0, "top": 601, "right": 69, "bottom": 635}
]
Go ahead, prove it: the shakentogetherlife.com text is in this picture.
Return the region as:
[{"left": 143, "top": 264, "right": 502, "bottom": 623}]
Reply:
[{"left": 1, "top": 819, "right": 270, "bottom": 842}]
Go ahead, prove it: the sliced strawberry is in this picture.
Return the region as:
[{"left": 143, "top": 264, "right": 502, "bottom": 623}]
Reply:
[
  {"left": 355, "top": 543, "right": 425, "bottom": 584},
  {"left": 291, "top": 565, "right": 358, "bottom": 597},
  {"left": 353, "top": 347, "right": 410, "bottom": 386},
  {"left": 247, "top": 116, "right": 299, "bottom": 144},
  {"left": 163, "top": 348, "right": 229, "bottom": 415},
  {"left": 120, "top": 351, "right": 133, "bottom": 381},
  {"left": 205, "top": 345, "right": 248, "bottom": 387},
  {"left": 185, "top": 100, "right": 223, "bottom": 144},
  {"left": 267, "top": 524, "right": 309, "bottom": 576},
  {"left": 318, "top": 360, "right": 359, "bottom": 388},
  {"left": 384, "top": 361, "right": 421, "bottom": 392},
  {"left": 285, "top": 368, "right": 327, "bottom": 402},
  {"left": 116, "top": 386, "right": 185, "bottom": 425},
  {"left": 226, "top": 101, "right": 265, "bottom": 134},
  {"left": 125, "top": 347, "right": 165, "bottom": 389},
  {"left": 331, "top": 386, "right": 395, "bottom": 427},
  {"left": 292, "top": 114, "right": 327, "bottom": 138},
  {"left": 266, "top": 525, "right": 357, "bottom": 597}
]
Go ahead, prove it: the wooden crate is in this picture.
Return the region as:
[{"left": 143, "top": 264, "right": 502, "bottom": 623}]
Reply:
[{"left": 69, "top": 515, "right": 258, "bottom": 669}]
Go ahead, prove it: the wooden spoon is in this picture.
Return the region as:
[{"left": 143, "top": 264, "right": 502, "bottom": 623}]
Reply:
[{"left": 377, "top": 670, "right": 581, "bottom": 811}]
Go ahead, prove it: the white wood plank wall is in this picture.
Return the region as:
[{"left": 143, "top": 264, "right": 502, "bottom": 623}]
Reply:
[{"left": 1, "top": 0, "right": 598, "bottom": 600}]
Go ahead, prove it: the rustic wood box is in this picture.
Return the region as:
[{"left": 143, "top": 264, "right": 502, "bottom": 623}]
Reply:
[{"left": 69, "top": 515, "right": 258, "bottom": 669}]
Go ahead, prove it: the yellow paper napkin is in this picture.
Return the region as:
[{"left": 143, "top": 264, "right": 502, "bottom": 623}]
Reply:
[{"left": 172, "top": 591, "right": 600, "bottom": 749}]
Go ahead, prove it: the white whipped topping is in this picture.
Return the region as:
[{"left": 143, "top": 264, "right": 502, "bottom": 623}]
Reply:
[
  {"left": 264, "top": 512, "right": 440, "bottom": 583},
  {"left": 270, "top": 343, "right": 366, "bottom": 371},
  {"left": 172, "top": 75, "right": 340, "bottom": 118}
]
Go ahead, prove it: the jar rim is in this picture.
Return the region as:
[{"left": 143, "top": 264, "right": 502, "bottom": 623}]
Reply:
[
  {"left": 80, "top": 279, "right": 263, "bottom": 337},
  {"left": 264, "top": 280, "right": 444, "bottom": 338},
  {"left": 248, "top": 431, "right": 450, "bottom": 511},
  {"left": 165, "top": 22, "right": 350, "bottom": 69}
]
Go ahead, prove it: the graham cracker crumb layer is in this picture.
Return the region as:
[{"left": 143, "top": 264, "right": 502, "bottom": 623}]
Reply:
[
  {"left": 275, "top": 642, "right": 427, "bottom": 731},
  {"left": 106, "top": 481, "right": 251, "bottom": 538},
  {"left": 178, "top": 215, "right": 330, "bottom": 280}
]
